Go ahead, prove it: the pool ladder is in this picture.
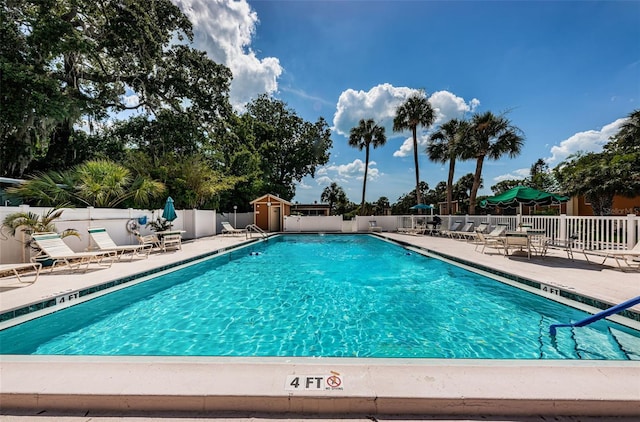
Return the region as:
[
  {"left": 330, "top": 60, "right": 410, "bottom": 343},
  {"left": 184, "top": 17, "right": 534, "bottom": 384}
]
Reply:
[
  {"left": 550, "top": 295, "right": 640, "bottom": 336},
  {"left": 246, "top": 224, "right": 268, "bottom": 239}
]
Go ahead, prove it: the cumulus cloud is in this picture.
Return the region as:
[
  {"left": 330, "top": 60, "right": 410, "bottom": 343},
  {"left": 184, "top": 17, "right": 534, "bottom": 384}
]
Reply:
[
  {"left": 333, "top": 84, "right": 480, "bottom": 158},
  {"left": 493, "top": 168, "right": 530, "bottom": 183},
  {"left": 333, "top": 83, "right": 417, "bottom": 137},
  {"left": 547, "top": 118, "right": 627, "bottom": 163},
  {"left": 172, "top": 0, "right": 282, "bottom": 110},
  {"left": 318, "top": 159, "right": 381, "bottom": 183}
]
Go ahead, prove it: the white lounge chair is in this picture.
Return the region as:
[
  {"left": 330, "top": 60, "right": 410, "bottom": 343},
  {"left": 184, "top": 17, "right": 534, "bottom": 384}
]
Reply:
[
  {"left": 31, "top": 232, "right": 116, "bottom": 272},
  {"left": 441, "top": 221, "right": 464, "bottom": 238},
  {"left": 88, "top": 227, "right": 151, "bottom": 261},
  {"left": 221, "top": 221, "right": 246, "bottom": 236},
  {"left": 583, "top": 241, "right": 640, "bottom": 269},
  {"left": 0, "top": 262, "right": 42, "bottom": 283},
  {"left": 475, "top": 232, "right": 506, "bottom": 256},
  {"left": 368, "top": 221, "right": 383, "bottom": 232}
]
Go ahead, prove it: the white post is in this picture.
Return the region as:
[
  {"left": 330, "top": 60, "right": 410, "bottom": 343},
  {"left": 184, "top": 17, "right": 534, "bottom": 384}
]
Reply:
[
  {"left": 233, "top": 205, "right": 237, "bottom": 228},
  {"left": 627, "top": 214, "right": 636, "bottom": 249},
  {"left": 559, "top": 214, "right": 567, "bottom": 241},
  {"left": 267, "top": 201, "right": 272, "bottom": 232}
]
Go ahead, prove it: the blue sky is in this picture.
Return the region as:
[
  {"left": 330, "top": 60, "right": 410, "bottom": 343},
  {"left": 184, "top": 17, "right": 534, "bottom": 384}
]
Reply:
[{"left": 172, "top": 0, "right": 639, "bottom": 205}]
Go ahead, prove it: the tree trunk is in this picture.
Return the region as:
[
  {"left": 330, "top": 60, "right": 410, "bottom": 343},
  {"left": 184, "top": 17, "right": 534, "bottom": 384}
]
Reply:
[
  {"left": 468, "top": 156, "right": 485, "bottom": 215},
  {"left": 446, "top": 159, "right": 456, "bottom": 215},
  {"left": 412, "top": 126, "right": 421, "bottom": 208},
  {"left": 360, "top": 144, "right": 370, "bottom": 216}
]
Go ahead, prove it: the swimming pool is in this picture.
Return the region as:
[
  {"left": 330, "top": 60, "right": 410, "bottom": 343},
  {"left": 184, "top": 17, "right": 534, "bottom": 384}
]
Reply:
[{"left": 1, "top": 234, "right": 639, "bottom": 359}]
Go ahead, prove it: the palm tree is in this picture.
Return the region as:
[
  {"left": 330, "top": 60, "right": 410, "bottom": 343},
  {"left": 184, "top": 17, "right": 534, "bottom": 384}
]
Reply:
[
  {"left": 393, "top": 92, "right": 436, "bottom": 207},
  {"left": 8, "top": 160, "right": 165, "bottom": 208},
  {"left": 466, "top": 111, "right": 524, "bottom": 214},
  {"left": 427, "top": 119, "right": 470, "bottom": 214},
  {"left": 321, "top": 182, "right": 347, "bottom": 215},
  {"left": 348, "top": 119, "right": 387, "bottom": 215}
]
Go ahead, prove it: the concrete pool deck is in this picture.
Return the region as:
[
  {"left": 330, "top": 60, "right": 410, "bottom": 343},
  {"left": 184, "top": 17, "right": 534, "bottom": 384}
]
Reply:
[{"left": 1, "top": 232, "right": 639, "bottom": 419}]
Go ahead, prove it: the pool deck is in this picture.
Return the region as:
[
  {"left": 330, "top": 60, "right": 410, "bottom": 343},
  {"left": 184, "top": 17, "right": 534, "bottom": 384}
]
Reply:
[{"left": 1, "top": 232, "right": 639, "bottom": 419}]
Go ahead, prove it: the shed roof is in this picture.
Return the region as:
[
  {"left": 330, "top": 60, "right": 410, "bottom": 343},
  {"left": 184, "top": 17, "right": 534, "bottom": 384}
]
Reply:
[{"left": 250, "top": 193, "right": 292, "bottom": 206}]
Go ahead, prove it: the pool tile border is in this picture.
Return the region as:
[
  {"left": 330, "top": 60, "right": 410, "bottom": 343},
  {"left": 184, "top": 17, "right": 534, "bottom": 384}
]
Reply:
[{"left": 0, "top": 239, "right": 260, "bottom": 325}]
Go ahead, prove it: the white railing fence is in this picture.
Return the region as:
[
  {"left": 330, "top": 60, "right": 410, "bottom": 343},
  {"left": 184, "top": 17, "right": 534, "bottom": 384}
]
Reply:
[{"left": 1, "top": 204, "right": 637, "bottom": 264}]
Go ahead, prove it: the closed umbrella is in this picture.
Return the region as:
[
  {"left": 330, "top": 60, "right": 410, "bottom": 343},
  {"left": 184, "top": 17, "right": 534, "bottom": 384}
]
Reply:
[
  {"left": 479, "top": 186, "right": 569, "bottom": 209},
  {"left": 162, "top": 197, "right": 177, "bottom": 227}
]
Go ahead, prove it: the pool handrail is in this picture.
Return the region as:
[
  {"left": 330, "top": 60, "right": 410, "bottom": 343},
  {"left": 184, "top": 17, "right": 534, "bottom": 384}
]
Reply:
[
  {"left": 246, "top": 224, "right": 268, "bottom": 239},
  {"left": 549, "top": 295, "right": 640, "bottom": 336}
]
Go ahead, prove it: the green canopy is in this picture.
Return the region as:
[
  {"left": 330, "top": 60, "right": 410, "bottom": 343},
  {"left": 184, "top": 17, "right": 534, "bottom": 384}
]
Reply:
[{"left": 479, "top": 186, "right": 569, "bottom": 209}]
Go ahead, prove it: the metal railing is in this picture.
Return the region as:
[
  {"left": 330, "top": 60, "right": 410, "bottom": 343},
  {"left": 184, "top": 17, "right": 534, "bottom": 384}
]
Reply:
[
  {"left": 549, "top": 296, "right": 640, "bottom": 336},
  {"left": 246, "top": 224, "right": 268, "bottom": 239}
]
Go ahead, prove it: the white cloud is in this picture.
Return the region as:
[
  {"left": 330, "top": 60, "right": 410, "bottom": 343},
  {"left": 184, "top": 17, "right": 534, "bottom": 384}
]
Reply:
[
  {"left": 547, "top": 118, "right": 627, "bottom": 163},
  {"left": 297, "top": 180, "right": 313, "bottom": 190},
  {"left": 172, "top": 0, "right": 282, "bottom": 110},
  {"left": 429, "top": 91, "right": 479, "bottom": 125},
  {"left": 315, "top": 176, "right": 333, "bottom": 186},
  {"left": 493, "top": 168, "right": 529, "bottom": 183},
  {"left": 333, "top": 84, "right": 418, "bottom": 137},
  {"left": 333, "top": 84, "right": 480, "bottom": 158},
  {"left": 320, "top": 159, "right": 380, "bottom": 182}
]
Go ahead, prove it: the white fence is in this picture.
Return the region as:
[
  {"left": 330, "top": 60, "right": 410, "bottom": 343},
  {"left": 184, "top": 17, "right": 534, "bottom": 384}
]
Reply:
[
  {"left": 437, "top": 214, "right": 639, "bottom": 250},
  {"left": 1, "top": 204, "right": 638, "bottom": 264},
  {"left": 0, "top": 206, "right": 217, "bottom": 264}
]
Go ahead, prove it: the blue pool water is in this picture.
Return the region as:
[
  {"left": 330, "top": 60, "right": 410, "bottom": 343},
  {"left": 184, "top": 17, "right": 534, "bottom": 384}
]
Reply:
[{"left": 1, "top": 234, "right": 639, "bottom": 359}]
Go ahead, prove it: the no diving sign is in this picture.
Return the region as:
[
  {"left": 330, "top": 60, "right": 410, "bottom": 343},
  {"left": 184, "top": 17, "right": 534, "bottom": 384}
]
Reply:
[{"left": 285, "top": 371, "right": 344, "bottom": 391}]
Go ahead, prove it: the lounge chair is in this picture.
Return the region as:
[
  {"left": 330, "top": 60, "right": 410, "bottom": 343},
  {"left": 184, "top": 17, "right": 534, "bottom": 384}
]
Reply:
[
  {"left": 465, "top": 223, "right": 491, "bottom": 243},
  {"left": 31, "top": 232, "right": 116, "bottom": 272},
  {"left": 475, "top": 232, "right": 506, "bottom": 256},
  {"left": 486, "top": 225, "right": 507, "bottom": 238},
  {"left": 441, "top": 221, "right": 463, "bottom": 238},
  {"left": 221, "top": 221, "right": 246, "bottom": 236},
  {"left": 368, "top": 221, "right": 383, "bottom": 232},
  {"left": 0, "top": 262, "right": 42, "bottom": 283},
  {"left": 583, "top": 241, "right": 640, "bottom": 268},
  {"left": 397, "top": 222, "right": 425, "bottom": 235},
  {"left": 453, "top": 222, "right": 474, "bottom": 239},
  {"left": 88, "top": 227, "right": 151, "bottom": 261}
]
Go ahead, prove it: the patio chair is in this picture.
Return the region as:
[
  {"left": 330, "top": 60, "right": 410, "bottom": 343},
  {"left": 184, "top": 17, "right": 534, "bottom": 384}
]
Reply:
[
  {"left": 582, "top": 241, "right": 640, "bottom": 269},
  {"left": 221, "top": 221, "right": 246, "bottom": 236},
  {"left": 0, "top": 262, "right": 42, "bottom": 283},
  {"left": 135, "top": 231, "right": 161, "bottom": 249},
  {"left": 504, "top": 234, "right": 532, "bottom": 259},
  {"left": 160, "top": 232, "right": 182, "bottom": 252},
  {"left": 31, "top": 232, "right": 116, "bottom": 272},
  {"left": 475, "top": 232, "right": 506, "bottom": 256},
  {"left": 368, "top": 220, "right": 383, "bottom": 232},
  {"left": 88, "top": 227, "right": 151, "bottom": 261}
]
